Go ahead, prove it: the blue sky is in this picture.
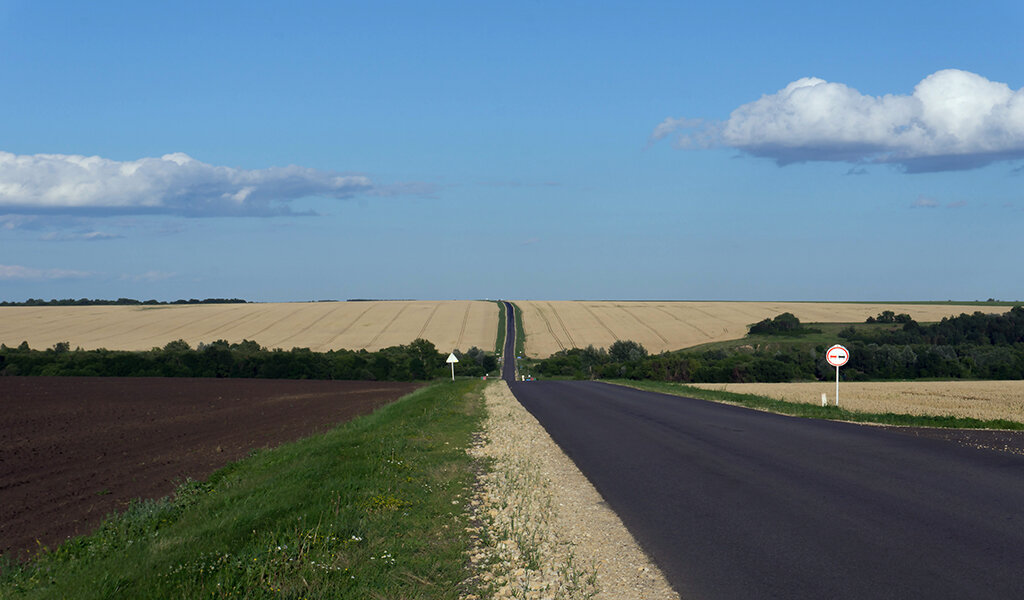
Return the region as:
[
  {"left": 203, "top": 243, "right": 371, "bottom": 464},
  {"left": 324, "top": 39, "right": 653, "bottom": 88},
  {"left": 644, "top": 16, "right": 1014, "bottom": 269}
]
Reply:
[{"left": 1, "top": 1, "right": 1021, "bottom": 302}]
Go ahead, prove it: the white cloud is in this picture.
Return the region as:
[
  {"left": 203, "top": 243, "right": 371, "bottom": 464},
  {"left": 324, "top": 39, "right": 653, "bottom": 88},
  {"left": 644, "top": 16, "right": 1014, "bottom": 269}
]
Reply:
[
  {"left": 659, "top": 69, "right": 1024, "bottom": 172},
  {"left": 120, "top": 270, "right": 175, "bottom": 282},
  {"left": 39, "top": 230, "right": 123, "bottom": 241},
  {"left": 911, "top": 196, "right": 969, "bottom": 209},
  {"left": 650, "top": 117, "right": 703, "bottom": 141},
  {"left": 0, "top": 264, "right": 94, "bottom": 280},
  {"left": 0, "top": 152, "right": 375, "bottom": 216}
]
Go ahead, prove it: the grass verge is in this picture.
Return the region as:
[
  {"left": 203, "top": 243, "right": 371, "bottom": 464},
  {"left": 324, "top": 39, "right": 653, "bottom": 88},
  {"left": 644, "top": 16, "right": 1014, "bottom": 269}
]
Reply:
[
  {"left": 0, "top": 380, "right": 486, "bottom": 599},
  {"left": 606, "top": 379, "right": 1024, "bottom": 430},
  {"left": 511, "top": 303, "right": 526, "bottom": 359},
  {"left": 494, "top": 301, "right": 506, "bottom": 356}
]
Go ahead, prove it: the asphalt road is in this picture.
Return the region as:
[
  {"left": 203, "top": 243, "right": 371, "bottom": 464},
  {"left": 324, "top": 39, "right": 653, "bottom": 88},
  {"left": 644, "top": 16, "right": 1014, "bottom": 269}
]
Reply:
[
  {"left": 508, "top": 380, "right": 1024, "bottom": 599},
  {"left": 501, "top": 301, "right": 517, "bottom": 382}
]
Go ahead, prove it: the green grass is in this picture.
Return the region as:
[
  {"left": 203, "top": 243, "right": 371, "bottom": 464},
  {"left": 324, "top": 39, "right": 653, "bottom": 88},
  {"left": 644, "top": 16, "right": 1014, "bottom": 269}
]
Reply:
[
  {"left": 511, "top": 302, "right": 525, "bottom": 358},
  {"left": 0, "top": 380, "right": 487, "bottom": 599},
  {"left": 607, "top": 379, "right": 1024, "bottom": 430},
  {"left": 681, "top": 322, "right": 860, "bottom": 353},
  {"left": 815, "top": 300, "right": 1022, "bottom": 307},
  {"left": 494, "top": 301, "right": 506, "bottom": 356}
]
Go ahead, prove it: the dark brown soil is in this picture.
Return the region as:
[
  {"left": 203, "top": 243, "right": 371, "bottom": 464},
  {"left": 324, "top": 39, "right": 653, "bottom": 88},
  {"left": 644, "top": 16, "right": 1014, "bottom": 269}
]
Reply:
[{"left": 0, "top": 376, "right": 422, "bottom": 560}]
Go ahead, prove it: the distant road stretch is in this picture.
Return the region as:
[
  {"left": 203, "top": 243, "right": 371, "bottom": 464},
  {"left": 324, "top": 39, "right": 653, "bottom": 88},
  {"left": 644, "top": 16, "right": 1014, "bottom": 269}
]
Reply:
[
  {"left": 508, "top": 380, "right": 1024, "bottom": 600},
  {"left": 501, "top": 301, "right": 516, "bottom": 382}
]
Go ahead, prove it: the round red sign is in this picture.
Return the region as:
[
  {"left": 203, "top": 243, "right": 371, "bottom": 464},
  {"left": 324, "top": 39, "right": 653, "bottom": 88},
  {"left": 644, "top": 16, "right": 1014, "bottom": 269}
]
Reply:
[{"left": 826, "top": 344, "right": 850, "bottom": 367}]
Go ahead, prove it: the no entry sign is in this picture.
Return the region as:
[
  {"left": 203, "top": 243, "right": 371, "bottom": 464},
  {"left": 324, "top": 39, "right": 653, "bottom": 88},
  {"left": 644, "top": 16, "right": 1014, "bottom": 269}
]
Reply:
[
  {"left": 825, "top": 344, "right": 850, "bottom": 407},
  {"left": 826, "top": 344, "right": 850, "bottom": 367}
]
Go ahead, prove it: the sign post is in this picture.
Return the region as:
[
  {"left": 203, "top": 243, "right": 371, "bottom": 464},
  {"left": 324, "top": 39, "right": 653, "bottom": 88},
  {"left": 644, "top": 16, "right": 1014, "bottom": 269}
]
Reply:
[
  {"left": 825, "top": 344, "right": 849, "bottom": 407},
  {"left": 446, "top": 352, "right": 459, "bottom": 381}
]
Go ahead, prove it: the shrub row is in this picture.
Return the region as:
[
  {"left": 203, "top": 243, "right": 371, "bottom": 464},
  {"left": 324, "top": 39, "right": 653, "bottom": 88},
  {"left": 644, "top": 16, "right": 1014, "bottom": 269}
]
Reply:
[{"left": 0, "top": 339, "right": 497, "bottom": 381}]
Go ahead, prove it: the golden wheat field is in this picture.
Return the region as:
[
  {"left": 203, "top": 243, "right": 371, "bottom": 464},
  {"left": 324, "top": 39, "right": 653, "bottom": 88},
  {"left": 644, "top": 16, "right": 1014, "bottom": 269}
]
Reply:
[
  {"left": 689, "top": 381, "right": 1024, "bottom": 423},
  {"left": 0, "top": 301, "right": 498, "bottom": 353},
  {"left": 515, "top": 301, "right": 1003, "bottom": 357}
]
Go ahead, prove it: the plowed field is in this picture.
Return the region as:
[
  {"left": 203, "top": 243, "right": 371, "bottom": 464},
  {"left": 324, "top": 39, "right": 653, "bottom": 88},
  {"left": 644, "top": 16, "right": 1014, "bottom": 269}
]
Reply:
[
  {"left": 516, "top": 301, "right": 1001, "bottom": 357},
  {"left": 0, "top": 301, "right": 498, "bottom": 353},
  {"left": 0, "top": 377, "right": 421, "bottom": 560}
]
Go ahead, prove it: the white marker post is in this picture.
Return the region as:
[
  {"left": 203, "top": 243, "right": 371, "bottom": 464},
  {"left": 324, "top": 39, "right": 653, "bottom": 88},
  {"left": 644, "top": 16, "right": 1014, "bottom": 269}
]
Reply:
[
  {"left": 825, "top": 344, "right": 850, "bottom": 407},
  {"left": 446, "top": 352, "right": 459, "bottom": 381}
]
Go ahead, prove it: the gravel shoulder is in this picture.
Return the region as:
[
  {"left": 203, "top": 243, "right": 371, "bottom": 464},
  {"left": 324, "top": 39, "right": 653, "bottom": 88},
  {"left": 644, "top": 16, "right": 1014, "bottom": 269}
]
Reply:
[{"left": 464, "top": 380, "right": 680, "bottom": 600}]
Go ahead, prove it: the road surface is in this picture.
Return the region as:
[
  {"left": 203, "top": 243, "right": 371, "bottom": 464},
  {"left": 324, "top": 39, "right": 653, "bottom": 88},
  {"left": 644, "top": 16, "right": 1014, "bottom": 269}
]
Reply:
[
  {"left": 501, "top": 301, "right": 517, "bottom": 382},
  {"left": 507, "top": 379, "right": 1024, "bottom": 599}
]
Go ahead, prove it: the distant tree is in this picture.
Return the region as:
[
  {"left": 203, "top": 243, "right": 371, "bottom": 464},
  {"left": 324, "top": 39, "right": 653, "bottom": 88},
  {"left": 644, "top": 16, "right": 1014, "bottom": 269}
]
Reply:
[
  {"left": 609, "top": 340, "right": 648, "bottom": 362},
  {"left": 749, "top": 313, "right": 806, "bottom": 335},
  {"left": 163, "top": 339, "right": 192, "bottom": 352}
]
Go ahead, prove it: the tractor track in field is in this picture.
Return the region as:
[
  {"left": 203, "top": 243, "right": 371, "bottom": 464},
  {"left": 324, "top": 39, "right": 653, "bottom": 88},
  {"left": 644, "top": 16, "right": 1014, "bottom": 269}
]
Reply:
[
  {"left": 264, "top": 303, "right": 345, "bottom": 349},
  {"left": 534, "top": 305, "right": 566, "bottom": 352},
  {"left": 653, "top": 305, "right": 715, "bottom": 339},
  {"left": 323, "top": 303, "right": 378, "bottom": 349},
  {"left": 366, "top": 304, "right": 410, "bottom": 349},
  {"left": 620, "top": 306, "right": 670, "bottom": 346},
  {"left": 547, "top": 302, "right": 577, "bottom": 349},
  {"left": 455, "top": 303, "right": 472, "bottom": 350},
  {"left": 581, "top": 303, "right": 620, "bottom": 341},
  {"left": 191, "top": 304, "right": 263, "bottom": 340},
  {"left": 241, "top": 304, "right": 308, "bottom": 343},
  {"left": 416, "top": 303, "right": 441, "bottom": 340}
]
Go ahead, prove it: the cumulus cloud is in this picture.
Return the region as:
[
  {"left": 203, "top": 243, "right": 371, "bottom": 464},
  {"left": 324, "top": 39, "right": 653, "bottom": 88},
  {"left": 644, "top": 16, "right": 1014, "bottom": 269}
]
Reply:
[
  {"left": 39, "top": 230, "right": 123, "bottom": 241},
  {"left": 658, "top": 69, "right": 1024, "bottom": 172},
  {"left": 911, "top": 196, "right": 969, "bottom": 209},
  {"left": 0, "top": 264, "right": 94, "bottom": 280},
  {"left": 648, "top": 117, "right": 717, "bottom": 148},
  {"left": 120, "top": 270, "right": 175, "bottom": 282},
  {"left": 0, "top": 152, "right": 375, "bottom": 216}
]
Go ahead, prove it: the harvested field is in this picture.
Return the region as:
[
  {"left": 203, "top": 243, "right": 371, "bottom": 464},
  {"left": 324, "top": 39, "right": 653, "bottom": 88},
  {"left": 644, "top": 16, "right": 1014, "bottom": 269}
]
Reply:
[
  {"left": 0, "top": 377, "right": 421, "bottom": 560},
  {"left": 689, "top": 380, "right": 1024, "bottom": 423},
  {"left": 515, "top": 301, "right": 1001, "bottom": 357},
  {"left": 0, "top": 300, "right": 497, "bottom": 353}
]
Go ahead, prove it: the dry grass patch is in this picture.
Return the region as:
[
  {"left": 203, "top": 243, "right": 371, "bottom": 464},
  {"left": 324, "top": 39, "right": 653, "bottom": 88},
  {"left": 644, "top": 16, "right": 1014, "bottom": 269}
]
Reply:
[
  {"left": 515, "top": 301, "right": 1001, "bottom": 357},
  {"left": 0, "top": 301, "right": 497, "bottom": 353},
  {"left": 690, "top": 380, "right": 1024, "bottom": 423}
]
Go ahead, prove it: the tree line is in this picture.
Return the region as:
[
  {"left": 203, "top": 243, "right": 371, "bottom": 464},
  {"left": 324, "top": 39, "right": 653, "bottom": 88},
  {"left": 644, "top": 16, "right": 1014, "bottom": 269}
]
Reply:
[
  {"left": 0, "top": 339, "right": 497, "bottom": 381},
  {"left": 0, "top": 298, "right": 248, "bottom": 307},
  {"left": 535, "top": 307, "right": 1024, "bottom": 383}
]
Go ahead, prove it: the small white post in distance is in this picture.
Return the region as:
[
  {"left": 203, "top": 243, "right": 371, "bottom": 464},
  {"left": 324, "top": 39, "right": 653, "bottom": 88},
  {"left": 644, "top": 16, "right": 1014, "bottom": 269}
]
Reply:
[{"left": 446, "top": 352, "right": 459, "bottom": 381}]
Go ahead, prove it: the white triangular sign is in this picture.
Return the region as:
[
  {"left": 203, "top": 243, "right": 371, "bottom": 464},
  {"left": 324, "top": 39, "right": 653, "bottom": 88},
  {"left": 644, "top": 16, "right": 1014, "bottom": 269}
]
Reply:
[{"left": 446, "top": 352, "right": 459, "bottom": 363}]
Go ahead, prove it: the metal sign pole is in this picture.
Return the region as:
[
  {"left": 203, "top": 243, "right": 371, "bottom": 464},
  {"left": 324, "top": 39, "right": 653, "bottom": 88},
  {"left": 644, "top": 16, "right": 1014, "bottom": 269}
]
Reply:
[
  {"left": 826, "top": 344, "right": 849, "bottom": 409},
  {"left": 446, "top": 352, "right": 459, "bottom": 381},
  {"left": 835, "top": 365, "right": 840, "bottom": 407}
]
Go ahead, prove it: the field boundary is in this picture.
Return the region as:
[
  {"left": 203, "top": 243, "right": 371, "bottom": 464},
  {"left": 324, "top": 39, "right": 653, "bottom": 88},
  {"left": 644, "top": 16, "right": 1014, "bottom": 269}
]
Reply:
[
  {"left": 1, "top": 380, "right": 487, "bottom": 599},
  {"left": 607, "top": 379, "right": 1024, "bottom": 430}
]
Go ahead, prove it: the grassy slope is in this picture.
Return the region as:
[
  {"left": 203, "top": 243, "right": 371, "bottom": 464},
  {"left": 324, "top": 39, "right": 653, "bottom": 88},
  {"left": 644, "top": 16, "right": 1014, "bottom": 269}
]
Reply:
[
  {"left": 608, "top": 379, "right": 1024, "bottom": 430},
  {"left": 494, "top": 301, "right": 506, "bottom": 356},
  {"left": 682, "top": 322, "right": 900, "bottom": 353},
  {"left": 1, "top": 380, "right": 486, "bottom": 599},
  {"left": 511, "top": 303, "right": 525, "bottom": 358}
]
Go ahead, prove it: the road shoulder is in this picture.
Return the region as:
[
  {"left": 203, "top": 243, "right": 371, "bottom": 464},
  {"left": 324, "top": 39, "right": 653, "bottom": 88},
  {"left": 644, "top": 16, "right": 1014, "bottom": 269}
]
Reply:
[{"left": 464, "top": 380, "right": 680, "bottom": 600}]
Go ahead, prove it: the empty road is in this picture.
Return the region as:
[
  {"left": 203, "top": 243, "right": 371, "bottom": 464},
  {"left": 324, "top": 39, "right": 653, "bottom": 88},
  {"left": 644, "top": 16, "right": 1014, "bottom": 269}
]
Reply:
[{"left": 508, "top": 379, "right": 1024, "bottom": 599}]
